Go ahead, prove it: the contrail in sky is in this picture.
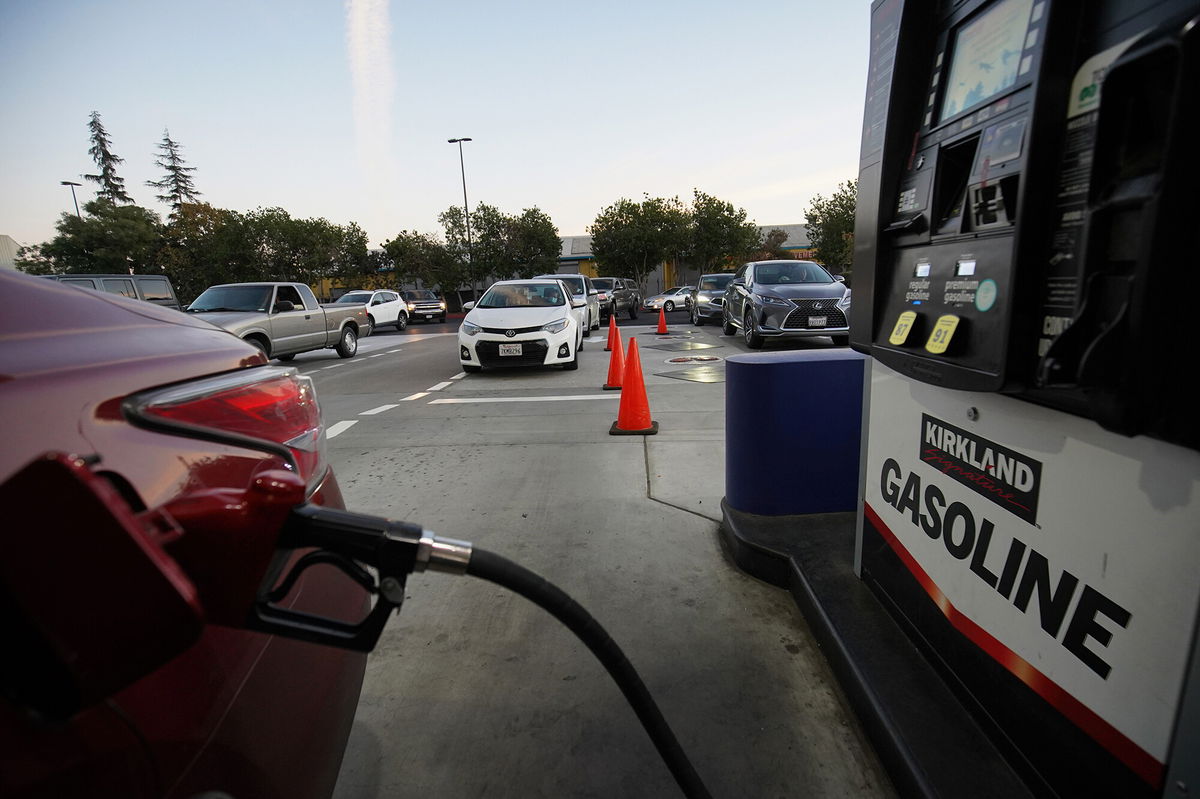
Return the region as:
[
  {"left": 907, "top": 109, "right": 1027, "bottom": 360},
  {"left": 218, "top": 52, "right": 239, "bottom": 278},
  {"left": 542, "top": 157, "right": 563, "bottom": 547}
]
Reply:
[{"left": 346, "top": 0, "right": 395, "bottom": 198}]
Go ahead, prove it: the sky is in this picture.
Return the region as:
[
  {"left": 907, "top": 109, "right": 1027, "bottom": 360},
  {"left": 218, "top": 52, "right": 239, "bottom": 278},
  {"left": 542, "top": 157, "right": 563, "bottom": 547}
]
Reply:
[{"left": 0, "top": 0, "right": 871, "bottom": 250}]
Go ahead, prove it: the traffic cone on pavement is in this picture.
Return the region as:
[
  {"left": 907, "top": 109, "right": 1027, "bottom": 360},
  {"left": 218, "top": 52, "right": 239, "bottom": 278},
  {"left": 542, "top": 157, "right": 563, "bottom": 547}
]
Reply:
[
  {"left": 655, "top": 307, "right": 669, "bottom": 335},
  {"left": 609, "top": 338, "right": 658, "bottom": 435},
  {"left": 603, "top": 326, "right": 625, "bottom": 390},
  {"left": 605, "top": 314, "right": 617, "bottom": 352}
]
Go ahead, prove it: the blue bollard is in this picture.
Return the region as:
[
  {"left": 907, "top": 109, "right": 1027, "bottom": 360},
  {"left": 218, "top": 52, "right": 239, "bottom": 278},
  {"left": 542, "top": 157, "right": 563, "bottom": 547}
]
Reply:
[{"left": 725, "top": 350, "right": 867, "bottom": 515}]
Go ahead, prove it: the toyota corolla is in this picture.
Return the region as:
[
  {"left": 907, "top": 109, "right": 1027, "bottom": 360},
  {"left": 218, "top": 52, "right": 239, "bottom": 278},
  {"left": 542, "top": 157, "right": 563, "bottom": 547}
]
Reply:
[{"left": 458, "top": 279, "right": 585, "bottom": 372}]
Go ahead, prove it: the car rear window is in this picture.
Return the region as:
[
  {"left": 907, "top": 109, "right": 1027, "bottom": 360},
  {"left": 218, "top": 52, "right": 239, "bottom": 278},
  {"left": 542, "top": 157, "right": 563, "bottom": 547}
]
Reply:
[{"left": 337, "top": 292, "right": 373, "bottom": 303}]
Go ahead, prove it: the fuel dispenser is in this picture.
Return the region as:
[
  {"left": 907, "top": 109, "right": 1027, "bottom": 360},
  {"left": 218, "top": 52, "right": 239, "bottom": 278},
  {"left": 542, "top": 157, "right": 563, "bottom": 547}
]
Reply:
[{"left": 854, "top": 0, "right": 1200, "bottom": 796}]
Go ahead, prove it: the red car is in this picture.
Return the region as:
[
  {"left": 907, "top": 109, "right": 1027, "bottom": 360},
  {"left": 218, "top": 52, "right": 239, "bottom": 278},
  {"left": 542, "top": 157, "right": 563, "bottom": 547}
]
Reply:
[{"left": 0, "top": 271, "right": 366, "bottom": 798}]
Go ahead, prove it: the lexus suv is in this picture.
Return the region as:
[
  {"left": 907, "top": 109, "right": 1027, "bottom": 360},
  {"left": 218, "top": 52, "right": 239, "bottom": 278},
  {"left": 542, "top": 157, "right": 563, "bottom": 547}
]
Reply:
[{"left": 721, "top": 260, "right": 851, "bottom": 348}]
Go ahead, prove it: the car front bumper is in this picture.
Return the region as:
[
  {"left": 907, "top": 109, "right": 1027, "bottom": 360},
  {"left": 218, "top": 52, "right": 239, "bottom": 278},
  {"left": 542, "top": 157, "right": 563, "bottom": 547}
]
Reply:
[
  {"left": 458, "top": 327, "right": 576, "bottom": 368},
  {"left": 746, "top": 300, "right": 850, "bottom": 337}
]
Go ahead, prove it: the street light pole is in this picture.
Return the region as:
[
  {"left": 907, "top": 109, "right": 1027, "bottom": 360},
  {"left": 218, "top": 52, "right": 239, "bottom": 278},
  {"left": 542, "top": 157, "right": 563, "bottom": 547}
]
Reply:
[
  {"left": 60, "top": 180, "right": 82, "bottom": 219},
  {"left": 447, "top": 137, "right": 473, "bottom": 261}
]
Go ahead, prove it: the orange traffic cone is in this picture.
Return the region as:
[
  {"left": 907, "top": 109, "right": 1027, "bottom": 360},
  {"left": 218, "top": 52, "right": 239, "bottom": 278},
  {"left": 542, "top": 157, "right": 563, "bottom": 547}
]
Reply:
[
  {"left": 605, "top": 314, "right": 617, "bottom": 352},
  {"left": 655, "top": 307, "right": 669, "bottom": 335},
  {"left": 603, "top": 326, "right": 625, "bottom": 390},
  {"left": 609, "top": 338, "right": 658, "bottom": 435}
]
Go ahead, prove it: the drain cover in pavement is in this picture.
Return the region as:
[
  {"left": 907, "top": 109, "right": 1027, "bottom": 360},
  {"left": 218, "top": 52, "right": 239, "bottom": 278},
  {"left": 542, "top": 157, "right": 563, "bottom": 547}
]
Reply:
[
  {"left": 665, "top": 355, "right": 723, "bottom": 364},
  {"left": 654, "top": 367, "right": 725, "bottom": 384},
  {"left": 644, "top": 341, "right": 720, "bottom": 352}
]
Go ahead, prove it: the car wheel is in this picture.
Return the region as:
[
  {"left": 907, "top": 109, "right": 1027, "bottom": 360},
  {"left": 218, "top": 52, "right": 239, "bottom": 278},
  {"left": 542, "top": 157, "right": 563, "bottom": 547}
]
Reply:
[
  {"left": 276, "top": 353, "right": 296, "bottom": 362},
  {"left": 364, "top": 315, "right": 375, "bottom": 337},
  {"left": 743, "top": 310, "right": 764, "bottom": 349},
  {"left": 722, "top": 314, "right": 737, "bottom": 336},
  {"left": 592, "top": 312, "right": 601, "bottom": 330},
  {"left": 692, "top": 306, "right": 703, "bottom": 326},
  {"left": 582, "top": 311, "right": 592, "bottom": 337},
  {"left": 463, "top": 364, "right": 481, "bottom": 373},
  {"left": 832, "top": 335, "right": 850, "bottom": 346},
  {"left": 562, "top": 345, "right": 579, "bottom": 370},
  {"left": 664, "top": 300, "right": 675, "bottom": 312},
  {"left": 336, "top": 326, "right": 358, "bottom": 358},
  {"left": 246, "top": 337, "right": 269, "bottom": 357},
  {"left": 629, "top": 305, "right": 638, "bottom": 320},
  {"left": 396, "top": 313, "right": 408, "bottom": 331}
]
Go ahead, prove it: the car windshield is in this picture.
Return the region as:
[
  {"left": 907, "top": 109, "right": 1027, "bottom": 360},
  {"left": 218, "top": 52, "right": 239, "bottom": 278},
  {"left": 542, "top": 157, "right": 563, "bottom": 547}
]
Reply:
[
  {"left": 478, "top": 283, "right": 565, "bottom": 308},
  {"left": 551, "top": 276, "right": 584, "bottom": 294},
  {"left": 755, "top": 262, "right": 833, "bottom": 285},
  {"left": 404, "top": 290, "right": 438, "bottom": 300},
  {"left": 663, "top": 287, "right": 682, "bottom": 294},
  {"left": 698, "top": 275, "right": 734, "bottom": 291},
  {"left": 591, "top": 278, "right": 616, "bottom": 290},
  {"left": 336, "top": 292, "right": 372, "bottom": 303},
  {"left": 187, "top": 285, "right": 273, "bottom": 312}
]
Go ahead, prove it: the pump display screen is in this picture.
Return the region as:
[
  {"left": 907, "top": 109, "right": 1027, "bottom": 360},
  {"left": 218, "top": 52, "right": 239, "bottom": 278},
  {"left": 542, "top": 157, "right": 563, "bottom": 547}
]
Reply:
[{"left": 939, "top": 0, "right": 1035, "bottom": 123}]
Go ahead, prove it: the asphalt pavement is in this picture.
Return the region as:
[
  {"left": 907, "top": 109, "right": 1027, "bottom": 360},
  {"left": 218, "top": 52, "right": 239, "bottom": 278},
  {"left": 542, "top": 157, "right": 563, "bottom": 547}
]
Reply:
[{"left": 317, "top": 313, "right": 895, "bottom": 798}]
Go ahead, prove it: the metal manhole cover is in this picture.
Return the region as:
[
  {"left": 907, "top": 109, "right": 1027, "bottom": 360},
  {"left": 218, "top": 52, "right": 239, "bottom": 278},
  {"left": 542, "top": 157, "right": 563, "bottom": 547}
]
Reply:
[
  {"left": 665, "top": 355, "right": 723, "bottom": 364},
  {"left": 644, "top": 341, "right": 720, "bottom": 352}
]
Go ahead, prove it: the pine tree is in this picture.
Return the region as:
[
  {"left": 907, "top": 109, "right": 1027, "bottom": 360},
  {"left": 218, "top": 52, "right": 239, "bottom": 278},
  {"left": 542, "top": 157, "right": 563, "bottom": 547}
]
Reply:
[
  {"left": 147, "top": 129, "right": 201, "bottom": 216},
  {"left": 84, "top": 111, "right": 134, "bottom": 204}
]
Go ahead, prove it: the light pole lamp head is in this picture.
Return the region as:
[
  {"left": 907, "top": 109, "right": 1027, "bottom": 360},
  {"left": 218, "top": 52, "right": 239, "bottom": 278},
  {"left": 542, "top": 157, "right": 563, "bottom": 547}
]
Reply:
[
  {"left": 447, "top": 137, "right": 472, "bottom": 144},
  {"left": 61, "top": 180, "right": 82, "bottom": 187}
]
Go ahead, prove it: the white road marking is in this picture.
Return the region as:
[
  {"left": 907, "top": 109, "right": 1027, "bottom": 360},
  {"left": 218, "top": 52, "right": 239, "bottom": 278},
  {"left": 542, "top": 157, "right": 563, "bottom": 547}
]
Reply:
[
  {"left": 327, "top": 420, "right": 358, "bottom": 438},
  {"left": 368, "top": 353, "right": 388, "bottom": 358},
  {"left": 320, "top": 364, "right": 344, "bottom": 370},
  {"left": 450, "top": 372, "right": 467, "bottom": 380},
  {"left": 430, "top": 395, "right": 619, "bottom": 405},
  {"left": 361, "top": 404, "right": 399, "bottom": 415},
  {"left": 388, "top": 349, "right": 403, "bottom": 354},
  {"left": 401, "top": 392, "right": 430, "bottom": 401},
  {"left": 427, "top": 381, "right": 453, "bottom": 391}
]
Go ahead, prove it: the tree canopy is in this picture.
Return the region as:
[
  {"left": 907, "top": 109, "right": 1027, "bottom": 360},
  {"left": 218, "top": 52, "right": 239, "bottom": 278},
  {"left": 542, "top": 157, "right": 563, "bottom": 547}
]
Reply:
[
  {"left": 22, "top": 199, "right": 163, "bottom": 274},
  {"left": 804, "top": 179, "right": 857, "bottom": 276},
  {"left": 588, "top": 195, "right": 690, "bottom": 286},
  {"left": 147, "top": 129, "right": 201, "bottom": 217},
  {"left": 687, "top": 190, "right": 761, "bottom": 272},
  {"left": 382, "top": 230, "right": 461, "bottom": 292},
  {"left": 84, "top": 112, "right": 134, "bottom": 204}
]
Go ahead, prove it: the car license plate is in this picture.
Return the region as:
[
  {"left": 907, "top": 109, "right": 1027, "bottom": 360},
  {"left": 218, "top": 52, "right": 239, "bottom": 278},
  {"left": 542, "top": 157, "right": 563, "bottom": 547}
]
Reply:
[
  {"left": 499, "top": 343, "right": 522, "bottom": 356},
  {"left": 809, "top": 316, "right": 827, "bottom": 327},
  {"left": 425, "top": 314, "right": 434, "bottom": 319}
]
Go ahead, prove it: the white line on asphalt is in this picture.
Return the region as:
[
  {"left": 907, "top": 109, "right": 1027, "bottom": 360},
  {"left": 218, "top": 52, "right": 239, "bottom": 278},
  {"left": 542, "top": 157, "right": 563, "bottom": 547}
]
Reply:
[
  {"left": 429, "top": 395, "right": 619, "bottom": 405},
  {"left": 327, "top": 420, "right": 358, "bottom": 438},
  {"left": 361, "top": 404, "right": 399, "bottom": 415},
  {"left": 450, "top": 372, "right": 466, "bottom": 380},
  {"left": 320, "top": 364, "right": 344, "bottom": 370},
  {"left": 368, "top": 353, "right": 387, "bottom": 358},
  {"left": 388, "top": 349, "right": 403, "bottom": 354},
  {"left": 401, "top": 392, "right": 430, "bottom": 401},
  {"left": 427, "top": 381, "right": 453, "bottom": 391}
]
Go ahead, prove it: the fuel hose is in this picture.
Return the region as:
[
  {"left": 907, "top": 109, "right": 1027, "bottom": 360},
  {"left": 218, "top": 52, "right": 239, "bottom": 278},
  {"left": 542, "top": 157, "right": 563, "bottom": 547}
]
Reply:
[{"left": 465, "top": 548, "right": 713, "bottom": 799}]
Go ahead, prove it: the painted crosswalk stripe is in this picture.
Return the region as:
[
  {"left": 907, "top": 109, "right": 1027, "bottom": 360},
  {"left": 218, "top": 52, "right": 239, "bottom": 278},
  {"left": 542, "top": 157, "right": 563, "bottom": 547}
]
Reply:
[
  {"left": 429, "top": 395, "right": 618, "bottom": 405},
  {"left": 450, "top": 372, "right": 467, "bottom": 380},
  {"left": 361, "top": 404, "right": 399, "bottom": 415},
  {"left": 400, "top": 392, "right": 430, "bottom": 401},
  {"left": 427, "top": 381, "right": 453, "bottom": 392},
  {"left": 327, "top": 420, "right": 357, "bottom": 438}
]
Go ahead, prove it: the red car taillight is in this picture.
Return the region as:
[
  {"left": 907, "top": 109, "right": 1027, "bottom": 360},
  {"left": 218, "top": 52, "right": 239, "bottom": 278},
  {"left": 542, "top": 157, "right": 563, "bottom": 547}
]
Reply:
[{"left": 125, "top": 367, "right": 328, "bottom": 489}]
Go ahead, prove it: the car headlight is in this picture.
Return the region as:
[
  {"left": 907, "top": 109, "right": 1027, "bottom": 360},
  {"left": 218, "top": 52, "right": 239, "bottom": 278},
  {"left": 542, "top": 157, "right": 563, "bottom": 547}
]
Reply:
[
  {"left": 407, "top": 303, "right": 416, "bottom": 311},
  {"left": 542, "top": 317, "right": 570, "bottom": 334},
  {"left": 838, "top": 290, "right": 852, "bottom": 310},
  {"left": 759, "top": 294, "right": 791, "bottom": 306},
  {"left": 439, "top": 301, "right": 447, "bottom": 309},
  {"left": 697, "top": 295, "right": 709, "bottom": 304},
  {"left": 462, "top": 320, "right": 482, "bottom": 336}
]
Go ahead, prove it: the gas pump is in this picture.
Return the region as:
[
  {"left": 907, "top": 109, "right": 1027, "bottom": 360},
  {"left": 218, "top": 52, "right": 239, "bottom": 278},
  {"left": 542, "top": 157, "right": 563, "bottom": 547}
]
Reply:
[{"left": 854, "top": 0, "right": 1200, "bottom": 796}]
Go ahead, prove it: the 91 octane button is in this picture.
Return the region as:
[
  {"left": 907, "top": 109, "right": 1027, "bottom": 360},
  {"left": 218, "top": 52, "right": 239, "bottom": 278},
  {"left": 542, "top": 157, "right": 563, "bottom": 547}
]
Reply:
[
  {"left": 889, "top": 311, "right": 918, "bottom": 345},
  {"left": 925, "top": 314, "right": 960, "bottom": 354}
]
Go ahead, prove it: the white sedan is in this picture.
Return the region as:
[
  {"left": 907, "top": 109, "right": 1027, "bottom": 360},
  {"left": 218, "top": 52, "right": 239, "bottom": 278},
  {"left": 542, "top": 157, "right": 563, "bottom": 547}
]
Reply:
[{"left": 458, "top": 279, "right": 585, "bottom": 372}]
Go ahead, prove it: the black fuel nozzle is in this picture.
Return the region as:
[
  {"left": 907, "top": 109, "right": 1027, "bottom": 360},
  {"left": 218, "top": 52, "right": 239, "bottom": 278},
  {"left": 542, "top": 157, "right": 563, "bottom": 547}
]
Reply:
[{"left": 245, "top": 503, "right": 473, "bottom": 652}]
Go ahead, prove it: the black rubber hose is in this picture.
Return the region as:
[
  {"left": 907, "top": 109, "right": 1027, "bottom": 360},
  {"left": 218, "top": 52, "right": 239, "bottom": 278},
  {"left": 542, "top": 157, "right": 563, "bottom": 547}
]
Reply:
[{"left": 466, "top": 548, "right": 712, "bottom": 799}]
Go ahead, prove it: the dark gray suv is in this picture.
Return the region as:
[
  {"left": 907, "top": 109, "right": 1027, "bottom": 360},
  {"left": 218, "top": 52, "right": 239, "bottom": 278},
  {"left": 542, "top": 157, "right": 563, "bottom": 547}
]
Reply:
[
  {"left": 721, "top": 260, "right": 850, "bottom": 348},
  {"left": 690, "top": 273, "right": 736, "bottom": 325}
]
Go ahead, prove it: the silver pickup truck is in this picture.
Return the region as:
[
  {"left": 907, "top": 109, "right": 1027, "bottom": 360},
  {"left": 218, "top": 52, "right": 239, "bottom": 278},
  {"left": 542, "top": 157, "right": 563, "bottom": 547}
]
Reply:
[{"left": 185, "top": 282, "right": 368, "bottom": 360}]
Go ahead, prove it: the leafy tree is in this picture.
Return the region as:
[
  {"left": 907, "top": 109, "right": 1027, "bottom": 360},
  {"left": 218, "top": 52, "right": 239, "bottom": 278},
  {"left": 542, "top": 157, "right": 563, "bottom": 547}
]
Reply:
[
  {"left": 147, "top": 129, "right": 201, "bottom": 217},
  {"left": 437, "top": 205, "right": 477, "bottom": 297},
  {"left": 159, "top": 203, "right": 255, "bottom": 300},
  {"left": 589, "top": 195, "right": 690, "bottom": 286},
  {"left": 687, "top": 190, "right": 761, "bottom": 272},
  {"left": 24, "top": 199, "right": 163, "bottom": 274},
  {"left": 383, "top": 230, "right": 461, "bottom": 292},
  {"left": 84, "top": 112, "right": 134, "bottom": 204},
  {"left": 14, "top": 244, "right": 60, "bottom": 275},
  {"left": 508, "top": 207, "right": 561, "bottom": 279},
  {"left": 804, "top": 179, "right": 857, "bottom": 276},
  {"left": 468, "top": 202, "right": 511, "bottom": 287}
]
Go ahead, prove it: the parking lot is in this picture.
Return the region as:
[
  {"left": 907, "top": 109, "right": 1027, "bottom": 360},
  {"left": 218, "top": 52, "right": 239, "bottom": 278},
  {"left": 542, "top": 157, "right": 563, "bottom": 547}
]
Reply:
[{"left": 299, "top": 318, "right": 897, "bottom": 798}]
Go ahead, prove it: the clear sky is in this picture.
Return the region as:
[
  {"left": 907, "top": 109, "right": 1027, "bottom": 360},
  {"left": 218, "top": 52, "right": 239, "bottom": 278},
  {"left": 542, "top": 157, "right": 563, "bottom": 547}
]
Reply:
[{"left": 0, "top": 0, "right": 870, "bottom": 250}]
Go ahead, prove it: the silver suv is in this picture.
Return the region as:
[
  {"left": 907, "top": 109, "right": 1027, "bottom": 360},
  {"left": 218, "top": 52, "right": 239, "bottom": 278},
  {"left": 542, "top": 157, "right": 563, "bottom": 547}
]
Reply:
[{"left": 534, "top": 274, "right": 601, "bottom": 336}]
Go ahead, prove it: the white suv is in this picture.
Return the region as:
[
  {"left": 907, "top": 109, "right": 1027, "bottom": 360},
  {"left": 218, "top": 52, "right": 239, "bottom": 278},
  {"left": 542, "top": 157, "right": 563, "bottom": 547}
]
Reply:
[
  {"left": 334, "top": 289, "right": 405, "bottom": 335},
  {"left": 534, "top": 273, "right": 600, "bottom": 337}
]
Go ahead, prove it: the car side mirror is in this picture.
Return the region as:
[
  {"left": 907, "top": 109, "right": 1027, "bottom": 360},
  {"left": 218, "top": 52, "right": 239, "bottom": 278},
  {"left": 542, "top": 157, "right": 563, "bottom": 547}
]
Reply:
[
  {"left": 0, "top": 454, "right": 205, "bottom": 720},
  {"left": 462, "top": 301, "right": 476, "bottom": 311},
  {"left": 834, "top": 275, "right": 846, "bottom": 283},
  {"left": 273, "top": 300, "right": 295, "bottom": 313},
  {"left": 572, "top": 299, "right": 586, "bottom": 309},
  {"left": 588, "top": 289, "right": 599, "bottom": 296},
  {"left": 730, "top": 278, "right": 745, "bottom": 287}
]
